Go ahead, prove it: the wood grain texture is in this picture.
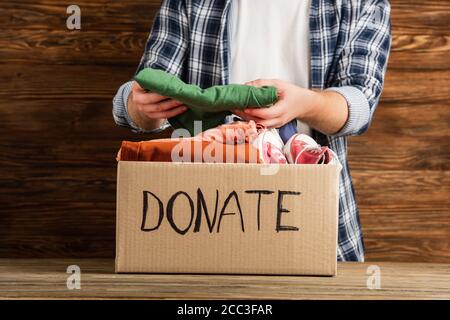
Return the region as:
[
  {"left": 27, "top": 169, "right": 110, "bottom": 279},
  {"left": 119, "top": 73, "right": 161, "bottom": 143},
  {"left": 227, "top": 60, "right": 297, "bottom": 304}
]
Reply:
[
  {"left": 0, "top": 259, "right": 449, "bottom": 299},
  {"left": 390, "top": 35, "right": 450, "bottom": 70},
  {"left": 391, "top": 1, "right": 450, "bottom": 35},
  {"left": 0, "top": 30, "right": 148, "bottom": 66},
  {"left": 0, "top": 0, "right": 449, "bottom": 262},
  {"left": 0, "top": 0, "right": 161, "bottom": 32}
]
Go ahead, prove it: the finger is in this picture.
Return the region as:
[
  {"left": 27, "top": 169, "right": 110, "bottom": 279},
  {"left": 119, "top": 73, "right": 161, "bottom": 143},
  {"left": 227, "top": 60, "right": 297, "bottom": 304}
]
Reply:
[
  {"left": 133, "top": 91, "right": 170, "bottom": 105},
  {"left": 132, "top": 81, "right": 160, "bottom": 97},
  {"left": 131, "top": 81, "right": 146, "bottom": 93},
  {"left": 232, "top": 109, "right": 264, "bottom": 123},
  {"left": 244, "top": 105, "right": 284, "bottom": 119},
  {"left": 146, "top": 105, "right": 188, "bottom": 119},
  {"left": 258, "top": 117, "right": 285, "bottom": 129},
  {"left": 132, "top": 81, "right": 169, "bottom": 104},
  {"left": 140, "top": 99, "right": 184, "bottom": 113},
  {"left": 245, "top": 79, "right": 279, "bottom": 88},
  {"left": 231, "top": 109, "right": 247, "bottom": 119},
  {"left": 232, "top": 110, "right": 252, "bottom": 121}
]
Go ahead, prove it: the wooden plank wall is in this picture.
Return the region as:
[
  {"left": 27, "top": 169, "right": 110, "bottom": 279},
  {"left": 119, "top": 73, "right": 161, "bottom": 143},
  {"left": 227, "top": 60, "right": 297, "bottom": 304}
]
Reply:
[{"left": 0, "top": 1, "right": 448, "bottom": 262}]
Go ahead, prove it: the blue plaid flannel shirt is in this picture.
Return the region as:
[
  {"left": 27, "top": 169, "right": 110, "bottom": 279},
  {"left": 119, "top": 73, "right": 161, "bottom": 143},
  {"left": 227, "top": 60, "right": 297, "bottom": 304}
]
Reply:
[{"left": 113, "top": 0, "right": 392, "bottom": 261}]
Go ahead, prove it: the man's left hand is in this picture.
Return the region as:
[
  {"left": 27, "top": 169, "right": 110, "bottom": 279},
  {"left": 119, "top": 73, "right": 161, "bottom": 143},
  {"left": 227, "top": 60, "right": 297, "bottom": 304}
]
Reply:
[{"left": 232, "top": 79, "right": 319, "bottom": 128}]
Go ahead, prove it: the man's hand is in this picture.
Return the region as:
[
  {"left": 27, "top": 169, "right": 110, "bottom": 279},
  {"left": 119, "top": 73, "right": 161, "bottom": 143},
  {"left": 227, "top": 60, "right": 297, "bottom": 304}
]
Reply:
[
  {"left": 232, "top": 79, "right": 349, "bottom": 135},
  {"left": 127, "top": 81, "right": 187, "bottom": 131},
  {"left": 232, "top": 79, "right": 315, "bottom": 128}
]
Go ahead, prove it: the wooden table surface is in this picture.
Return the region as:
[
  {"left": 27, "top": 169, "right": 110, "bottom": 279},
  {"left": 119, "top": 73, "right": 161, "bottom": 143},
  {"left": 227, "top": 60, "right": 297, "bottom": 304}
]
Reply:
[{"left": 0, "top": 259, "right": 449, "bottom": 299}]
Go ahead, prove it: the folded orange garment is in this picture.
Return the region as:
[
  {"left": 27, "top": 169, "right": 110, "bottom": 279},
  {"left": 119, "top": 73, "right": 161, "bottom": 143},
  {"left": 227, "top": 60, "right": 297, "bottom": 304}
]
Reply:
[
  {"left": 117, "top": 121, "right": 262, "bottom": 163},
  {"left": 118, "top": 139, "right": 260, "bottom": 163}
]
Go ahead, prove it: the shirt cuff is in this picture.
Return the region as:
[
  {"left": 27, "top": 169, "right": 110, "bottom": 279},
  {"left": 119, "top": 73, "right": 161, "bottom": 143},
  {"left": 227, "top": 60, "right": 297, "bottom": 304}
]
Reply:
[
  {"left": 325, "top": 86, "right": 370, "bottom": 137},
  {"left": 112, "top": 81, "right": 171, "bottom": 134}
]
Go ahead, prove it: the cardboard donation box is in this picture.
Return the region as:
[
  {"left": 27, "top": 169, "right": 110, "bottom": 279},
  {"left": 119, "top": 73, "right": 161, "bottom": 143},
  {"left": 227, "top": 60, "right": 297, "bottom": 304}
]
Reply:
[{"left": 116, "top": 161, "right": 340, "bottom": 276}]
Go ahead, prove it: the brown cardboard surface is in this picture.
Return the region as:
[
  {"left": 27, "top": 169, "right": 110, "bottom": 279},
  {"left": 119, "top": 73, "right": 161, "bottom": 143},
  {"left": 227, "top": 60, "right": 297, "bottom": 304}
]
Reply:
[{"left": 116, "top": 161, "right": 339, "bottom": 276}]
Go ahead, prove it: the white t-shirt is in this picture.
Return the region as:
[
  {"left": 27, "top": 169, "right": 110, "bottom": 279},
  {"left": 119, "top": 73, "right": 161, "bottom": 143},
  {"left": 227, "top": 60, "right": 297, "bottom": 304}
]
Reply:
[{"left": 229, "top": 0, "right": 312, "bottom": 135}]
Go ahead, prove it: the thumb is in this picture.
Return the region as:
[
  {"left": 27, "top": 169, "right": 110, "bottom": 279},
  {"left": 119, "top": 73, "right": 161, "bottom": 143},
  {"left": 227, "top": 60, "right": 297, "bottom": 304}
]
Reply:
[{"left": 132, "top": 81, "right": 147, "bottom": 93}]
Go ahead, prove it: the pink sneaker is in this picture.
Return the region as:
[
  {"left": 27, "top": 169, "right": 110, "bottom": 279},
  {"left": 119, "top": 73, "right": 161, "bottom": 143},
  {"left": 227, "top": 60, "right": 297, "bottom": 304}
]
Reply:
[
  {"left": 252, "top": 128, "right": 288, "bottom": 164},
  {"left": 284, "top": 134, "right": 327, "bottom": 164}
]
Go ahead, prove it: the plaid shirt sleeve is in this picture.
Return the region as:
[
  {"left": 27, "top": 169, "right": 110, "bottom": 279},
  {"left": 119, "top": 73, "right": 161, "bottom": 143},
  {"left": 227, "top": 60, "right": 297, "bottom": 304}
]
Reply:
[
  {"left": 112, "top": 0, "right": 189, "bottom": 133},
  {"left": 326, "top": 0, "right": 392, "bottom": 137}
]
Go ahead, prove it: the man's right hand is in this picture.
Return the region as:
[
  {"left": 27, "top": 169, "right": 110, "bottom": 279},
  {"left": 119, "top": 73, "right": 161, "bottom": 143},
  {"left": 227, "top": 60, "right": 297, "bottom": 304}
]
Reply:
[{"left": 127, "top": 81, "right": 187, "bottom": 131}]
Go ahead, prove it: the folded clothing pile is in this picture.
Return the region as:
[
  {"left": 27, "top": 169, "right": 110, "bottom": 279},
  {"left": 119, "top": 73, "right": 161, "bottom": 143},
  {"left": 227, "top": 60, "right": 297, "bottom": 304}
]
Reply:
[{"left": 117, "top": 121, "right": 338, "bottom": 165}]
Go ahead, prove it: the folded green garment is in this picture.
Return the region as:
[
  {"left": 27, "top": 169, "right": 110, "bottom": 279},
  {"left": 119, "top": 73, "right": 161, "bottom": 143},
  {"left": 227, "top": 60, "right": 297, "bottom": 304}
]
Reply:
[{"left": 134, "top": 68, "right": 278, "bottom": 135}]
